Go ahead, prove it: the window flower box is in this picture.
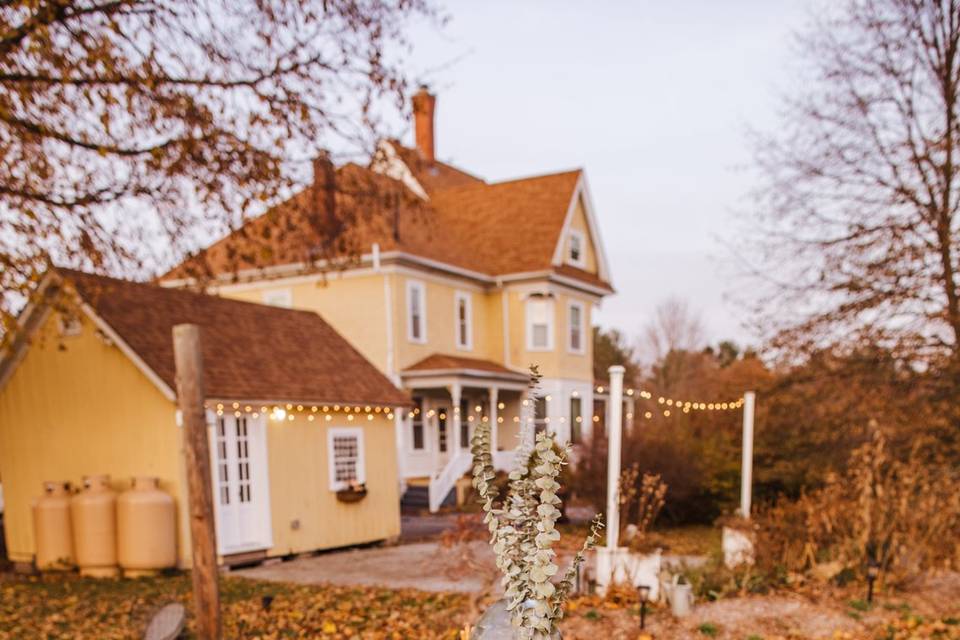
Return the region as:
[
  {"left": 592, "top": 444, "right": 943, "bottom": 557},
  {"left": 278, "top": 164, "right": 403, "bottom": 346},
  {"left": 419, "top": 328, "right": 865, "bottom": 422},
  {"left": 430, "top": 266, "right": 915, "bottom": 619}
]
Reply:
[{"left": 335, "top": 481, "right": 367, "bottom": 504}]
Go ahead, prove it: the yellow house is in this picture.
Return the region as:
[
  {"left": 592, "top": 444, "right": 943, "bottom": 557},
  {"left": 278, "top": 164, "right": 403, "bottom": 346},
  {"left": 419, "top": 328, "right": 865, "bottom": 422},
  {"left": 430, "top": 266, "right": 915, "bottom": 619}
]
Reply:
[
  {"left": 163, "top": 88, "right": 616, "bottom": 511},
  {"left": 0, "top": 270, "right": 408, "bottom": 569}
]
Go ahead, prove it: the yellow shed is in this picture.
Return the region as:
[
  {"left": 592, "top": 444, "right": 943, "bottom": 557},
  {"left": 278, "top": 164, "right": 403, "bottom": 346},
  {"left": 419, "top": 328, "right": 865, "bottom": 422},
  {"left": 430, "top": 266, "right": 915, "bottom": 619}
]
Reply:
[{"left": 0, "top": 269, "right": 408, "bottom": 570}]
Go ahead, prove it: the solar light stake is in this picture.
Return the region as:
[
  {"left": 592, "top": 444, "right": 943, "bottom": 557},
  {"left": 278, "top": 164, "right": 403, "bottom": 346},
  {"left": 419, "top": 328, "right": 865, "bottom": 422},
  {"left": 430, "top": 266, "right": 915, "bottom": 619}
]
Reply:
[
  {"left": 866, "top": 560, "right": 880, "bottom": 603},
  {"left": 637, "top": 584, "right": 651, "bottom": 630}
]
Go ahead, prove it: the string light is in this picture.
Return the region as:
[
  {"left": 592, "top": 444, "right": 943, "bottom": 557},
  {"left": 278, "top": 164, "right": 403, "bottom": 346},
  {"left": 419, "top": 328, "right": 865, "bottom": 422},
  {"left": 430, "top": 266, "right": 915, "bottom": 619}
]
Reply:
[{"left": 204, "top": 402, "right": 405, "bottom": 423}]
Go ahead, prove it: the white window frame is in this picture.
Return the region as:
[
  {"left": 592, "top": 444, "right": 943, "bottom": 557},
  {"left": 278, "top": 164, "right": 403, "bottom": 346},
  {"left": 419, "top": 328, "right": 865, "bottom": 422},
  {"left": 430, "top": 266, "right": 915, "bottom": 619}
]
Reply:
[
  {"left": 525, "top": 296, "right": 555, "bottom": 351},
  {"left": 567, "top": 300, "right": 585, "bottom": 354},
  {"left": 454, "top": 291, "right": 473, "bottom": 351},
  {"left": 567, "top": 229, "right": 586, "bottom": 268},
  {"left": 262, "top": 288, "right": 293, "bottom": 308},
  {"left": 406, "top": 280, "right": 427, "bottom": 344},
  {"left": 326, "top": 427, "right": 366, "bottom": 491}
]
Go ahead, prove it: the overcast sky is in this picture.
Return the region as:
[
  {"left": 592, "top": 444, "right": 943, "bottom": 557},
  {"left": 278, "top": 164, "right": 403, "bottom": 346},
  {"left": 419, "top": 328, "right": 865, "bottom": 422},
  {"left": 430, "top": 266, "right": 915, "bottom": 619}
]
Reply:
[{"left": 392, "top": 1, "right": 812, "bottom": 351}]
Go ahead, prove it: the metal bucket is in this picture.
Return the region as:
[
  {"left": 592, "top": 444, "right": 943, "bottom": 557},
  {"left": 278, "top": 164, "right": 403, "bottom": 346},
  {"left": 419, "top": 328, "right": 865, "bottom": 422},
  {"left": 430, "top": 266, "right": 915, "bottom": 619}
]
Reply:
[{"left": 666, "top": 574, "right": 694, "bottom": 618}]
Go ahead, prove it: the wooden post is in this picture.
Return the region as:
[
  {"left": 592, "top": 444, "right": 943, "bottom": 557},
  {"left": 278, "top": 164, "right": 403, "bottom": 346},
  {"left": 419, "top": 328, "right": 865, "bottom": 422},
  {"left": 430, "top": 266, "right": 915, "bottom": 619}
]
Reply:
[
  {"left": 172, "top": 324, "right": 222, "bottom": 640},
  {"left": 606, "top": 365, "right": 625, "bottom": 549},
  {"left": 740, "top": 391, "right": 756, "bottom": 519}
]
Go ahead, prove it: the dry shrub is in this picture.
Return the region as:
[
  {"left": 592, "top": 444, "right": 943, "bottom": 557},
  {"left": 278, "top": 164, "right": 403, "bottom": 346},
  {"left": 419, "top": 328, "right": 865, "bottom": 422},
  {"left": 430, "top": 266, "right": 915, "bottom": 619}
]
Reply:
[
  {"left": 755, "top": 426, "right": 960, "bottom": 584},
  {"left": 618, "top": 465, "right": 667, "bottom": 550}
]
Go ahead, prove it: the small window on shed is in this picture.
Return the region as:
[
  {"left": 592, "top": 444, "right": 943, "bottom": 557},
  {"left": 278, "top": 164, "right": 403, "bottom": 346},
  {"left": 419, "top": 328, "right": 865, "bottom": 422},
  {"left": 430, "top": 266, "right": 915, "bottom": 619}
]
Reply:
[{"left": 327, "top": 428, "right": 365, "bottom": 491}]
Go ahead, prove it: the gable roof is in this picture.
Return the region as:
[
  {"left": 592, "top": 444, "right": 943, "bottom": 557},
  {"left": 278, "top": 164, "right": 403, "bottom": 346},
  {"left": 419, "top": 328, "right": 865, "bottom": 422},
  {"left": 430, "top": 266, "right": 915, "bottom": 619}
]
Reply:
[
  {"left": 6, "top": 270, "right": 409, "bottom": 407},
  {"left": 164, "top": 145, "right": 613, "bottom": 294},
  {"left": 402, "top": 353, "right": 528, "bottom": 381}
]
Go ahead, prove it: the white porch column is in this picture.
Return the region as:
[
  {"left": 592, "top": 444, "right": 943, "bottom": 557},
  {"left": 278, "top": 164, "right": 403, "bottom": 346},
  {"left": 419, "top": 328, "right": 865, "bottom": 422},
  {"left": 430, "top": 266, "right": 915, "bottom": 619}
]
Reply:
[
  {"left": 740, "top": 391, "right": 756, "bottom": 519},
  {"left": 428, "top": 399, "right": 438, "bottom": 475},
  {"left": 450, "top": 383, "right": 462, "bottom": 453},
  {"left": 488, "top": 387, "right": 499, "bottom": 452},
  {"left": 394, "top": 410, "right": 406, "bottom": 492},
  {"left": 606, "top": 365, "right": 625, "bottom": 550}
]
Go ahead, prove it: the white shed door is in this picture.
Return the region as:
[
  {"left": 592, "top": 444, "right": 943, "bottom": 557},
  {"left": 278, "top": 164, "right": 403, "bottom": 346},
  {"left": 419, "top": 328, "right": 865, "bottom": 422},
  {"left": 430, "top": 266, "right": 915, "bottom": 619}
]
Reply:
[{"left": 210, "top": 414, "right": 272, "bottom": 555}]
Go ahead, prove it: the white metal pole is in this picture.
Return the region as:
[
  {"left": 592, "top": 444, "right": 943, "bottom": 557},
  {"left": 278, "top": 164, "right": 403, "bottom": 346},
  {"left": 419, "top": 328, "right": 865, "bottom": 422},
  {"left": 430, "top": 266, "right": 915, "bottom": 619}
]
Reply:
[
  {"left": 606, "top": 365, "right": 625, "bottom": 549},
  {"left": 488, "top": 387, "right": 499, "bottom": 454},
  {"left": 450, "top": 383, "right": 462, "bottom": 452},
  {"left": 740, "top": 391, "right": 756, "bottom": 519}
]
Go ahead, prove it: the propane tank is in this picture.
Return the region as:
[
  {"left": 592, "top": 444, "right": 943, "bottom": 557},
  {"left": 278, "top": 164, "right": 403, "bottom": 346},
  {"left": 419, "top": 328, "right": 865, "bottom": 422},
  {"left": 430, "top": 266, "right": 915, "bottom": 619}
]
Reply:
[
  {"left": 117, "top": 476, "right": 176, "bottom": 577},
  {"left": 32, "top": 481, "right": 74, "bottom": 570},
  {"left": 70, "top": 475, "right": 118, "bottom": 578}
]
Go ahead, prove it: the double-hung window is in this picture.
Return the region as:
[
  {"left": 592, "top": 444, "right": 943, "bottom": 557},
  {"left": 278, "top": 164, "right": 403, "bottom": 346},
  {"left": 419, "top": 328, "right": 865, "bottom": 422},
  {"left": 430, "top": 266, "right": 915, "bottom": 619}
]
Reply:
[
  {"left": 460, "top": 398, "right": 470, "bottom": 449},
  {"left": 534, "top": 396, "right": 548, "bottom": 435},
  {"left": 262, "top": 288, "right": 293, "bottom": 308},
  {"left": 567, "top": 230, "right": 586, "bottom": 267},
  {"left": 570, "top": 396, "right": 583, "bottom": 444},
  {"left": 411, "top": 397, "right": 425, "bottom": 450},
  {"left": 327, "top": 427, "right": 365, "bottom": 491},
  {"left": 455, "top": 291, "right": 472, "bottom": 350},
  {"left": 437, "top": 408, "right": 448, "bottom": 453},
  {"left": 407, "top": 280, "right": 427, "bottom": 343},
  {"left": 568, "top": 301, "right": 585, "bottom": 354},
  {"left": 526, "top": 295, "right": 554, "bottom": 351}
]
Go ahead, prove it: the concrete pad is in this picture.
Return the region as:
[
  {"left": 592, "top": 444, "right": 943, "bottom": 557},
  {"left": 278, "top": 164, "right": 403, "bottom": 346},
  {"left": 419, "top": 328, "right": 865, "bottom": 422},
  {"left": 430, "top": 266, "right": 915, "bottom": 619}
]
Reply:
[{"left": 234, "top": 541, "right": 497, "bottom": 593}]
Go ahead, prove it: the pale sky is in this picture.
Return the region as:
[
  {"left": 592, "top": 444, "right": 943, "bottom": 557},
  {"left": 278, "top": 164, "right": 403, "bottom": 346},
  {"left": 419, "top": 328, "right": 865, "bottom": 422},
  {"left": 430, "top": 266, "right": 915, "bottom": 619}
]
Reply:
[{"left": 392, "top": 1, "right": 812, "bottom": 351}]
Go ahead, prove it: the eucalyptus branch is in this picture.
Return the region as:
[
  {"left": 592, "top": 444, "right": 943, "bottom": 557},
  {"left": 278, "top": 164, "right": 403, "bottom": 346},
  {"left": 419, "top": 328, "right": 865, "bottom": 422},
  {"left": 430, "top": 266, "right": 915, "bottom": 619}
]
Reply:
[{"left": 470, "top": 366, "right": 603, "bottom": 639}]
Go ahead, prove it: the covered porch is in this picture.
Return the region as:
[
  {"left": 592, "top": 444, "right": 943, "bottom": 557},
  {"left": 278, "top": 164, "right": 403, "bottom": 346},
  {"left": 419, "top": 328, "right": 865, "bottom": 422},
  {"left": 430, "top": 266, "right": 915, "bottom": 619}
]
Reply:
[{"left": 398, "top": 354, "right": 531, "bottom": 512}]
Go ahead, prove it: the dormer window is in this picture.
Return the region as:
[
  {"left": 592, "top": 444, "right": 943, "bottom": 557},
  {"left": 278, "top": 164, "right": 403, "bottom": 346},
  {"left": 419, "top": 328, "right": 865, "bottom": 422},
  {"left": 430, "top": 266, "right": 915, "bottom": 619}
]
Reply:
[{"left": 567, "top": 230, "right": 586, "bottom": 267}]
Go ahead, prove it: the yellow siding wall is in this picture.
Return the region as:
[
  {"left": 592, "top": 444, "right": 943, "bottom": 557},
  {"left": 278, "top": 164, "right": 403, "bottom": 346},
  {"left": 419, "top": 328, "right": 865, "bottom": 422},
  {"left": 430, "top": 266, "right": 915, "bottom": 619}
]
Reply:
[
  {"left": 221, "top": 273, "right": 391, "bottom": 374},
  {"left": 264, "top": 415, "right": 400, "bottom": 555},
  {"left": 0, "top": 312, "right": 190, "bottom": 566},
  {"left": 216, "top": 269, "right": 595, "bottom": 384},
  {"left": 391, "top": 274, "right": 496, "bottom": 370},
  {"left": 506, "top": 288, "right": 593, "bottom": 381},
  {"left": 567, "top": 197, "right": 599, "bottom": 274}
]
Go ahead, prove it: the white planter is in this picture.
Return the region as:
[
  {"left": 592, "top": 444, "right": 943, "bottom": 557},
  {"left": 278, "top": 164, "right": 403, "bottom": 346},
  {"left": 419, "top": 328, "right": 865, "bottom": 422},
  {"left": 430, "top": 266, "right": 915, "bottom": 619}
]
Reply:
[
  {"left": 594, "top": 547, "right": 663, "bottom": 600},
  {"left": 722, "top": 526, "right": 755, "bottom": 568}
]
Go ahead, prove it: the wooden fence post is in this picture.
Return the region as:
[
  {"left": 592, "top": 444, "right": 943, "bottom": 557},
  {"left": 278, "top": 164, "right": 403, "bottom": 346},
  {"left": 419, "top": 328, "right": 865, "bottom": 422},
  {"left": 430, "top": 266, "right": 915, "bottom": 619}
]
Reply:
[{"left": 172, "top": 324, "right": 222, "bottom": 640}]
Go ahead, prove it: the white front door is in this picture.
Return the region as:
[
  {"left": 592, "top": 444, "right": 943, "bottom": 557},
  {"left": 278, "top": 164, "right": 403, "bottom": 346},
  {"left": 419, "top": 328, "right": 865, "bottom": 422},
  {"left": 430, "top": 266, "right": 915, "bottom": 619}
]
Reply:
[{"left": 209, "top": 414, "right": 273, "bottom": 555}]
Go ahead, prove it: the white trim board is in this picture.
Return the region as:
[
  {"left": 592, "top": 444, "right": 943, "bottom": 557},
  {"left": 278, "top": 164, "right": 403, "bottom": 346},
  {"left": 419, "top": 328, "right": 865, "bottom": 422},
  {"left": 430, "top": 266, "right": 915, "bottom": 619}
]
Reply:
[{"left": 549, "top": 172, "right": 613, "bottom": 286}]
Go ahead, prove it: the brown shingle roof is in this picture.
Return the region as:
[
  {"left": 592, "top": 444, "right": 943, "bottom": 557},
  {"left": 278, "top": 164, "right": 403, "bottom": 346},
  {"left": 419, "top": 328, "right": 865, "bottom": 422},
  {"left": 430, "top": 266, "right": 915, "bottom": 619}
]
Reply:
[
  {"left": 391, "top": 142, "right": 486, "bottom": 192},
  {"left": 164, "top": 149, "right": 611, "bottom": 292},
  {"left": 402, "top": 354, "right": 528, "bottom": 381},
  {"left": 62, "top": 269, "right": 408, "bottom": 407}
]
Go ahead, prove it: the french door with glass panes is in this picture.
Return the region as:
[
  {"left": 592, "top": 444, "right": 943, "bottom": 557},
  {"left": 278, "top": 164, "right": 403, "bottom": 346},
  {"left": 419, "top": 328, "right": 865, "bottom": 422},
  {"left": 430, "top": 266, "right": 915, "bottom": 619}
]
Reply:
[{"left": 209, "top": 413, "right": 272, "bottom": 555}]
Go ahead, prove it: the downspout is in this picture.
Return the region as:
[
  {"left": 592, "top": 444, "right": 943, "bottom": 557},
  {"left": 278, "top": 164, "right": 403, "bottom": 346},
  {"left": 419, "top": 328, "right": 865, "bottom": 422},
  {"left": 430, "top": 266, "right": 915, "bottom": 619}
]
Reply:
[
  {"left": 379, "top": 242, "right": 405, "bottom": 492},
  {"left": 499, "top": 277, "right": 511, "bottom": 369}
]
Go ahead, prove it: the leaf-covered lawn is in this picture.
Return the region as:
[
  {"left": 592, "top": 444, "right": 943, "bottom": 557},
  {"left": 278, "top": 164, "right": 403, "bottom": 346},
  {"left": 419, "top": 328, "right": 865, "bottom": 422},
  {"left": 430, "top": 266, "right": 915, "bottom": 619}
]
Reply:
[{"left": 0, "top": 572, "right": 468, "bottom": 639}]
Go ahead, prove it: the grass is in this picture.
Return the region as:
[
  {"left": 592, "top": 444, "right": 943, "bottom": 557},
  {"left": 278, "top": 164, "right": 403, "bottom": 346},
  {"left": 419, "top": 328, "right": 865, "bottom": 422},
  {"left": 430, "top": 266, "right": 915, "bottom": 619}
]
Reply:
[
  {"left": 0, "top": 571, "right": 467, "bottom": 639},
  {"left": 642, "top": 525, "right": 721, "bottom": 556},
  {"left": 556, "top": 522, "right": 721, "bottom": 556}
]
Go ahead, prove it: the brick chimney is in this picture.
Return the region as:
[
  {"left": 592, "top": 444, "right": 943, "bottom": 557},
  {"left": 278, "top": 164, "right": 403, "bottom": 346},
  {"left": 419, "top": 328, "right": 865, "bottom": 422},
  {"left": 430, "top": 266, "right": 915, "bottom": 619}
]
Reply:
[{"left": 412, "top": 85, "right": 436, "bottom": 163}]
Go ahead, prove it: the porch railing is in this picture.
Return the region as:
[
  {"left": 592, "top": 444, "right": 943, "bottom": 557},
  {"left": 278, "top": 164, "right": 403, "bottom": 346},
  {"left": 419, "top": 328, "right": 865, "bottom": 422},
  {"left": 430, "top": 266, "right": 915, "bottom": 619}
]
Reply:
[
  {"left": 427, "top": 447, "right": 522, "bottom": 512},
  {"left": 428, "top": 450, "right": 473, "bottom": 513},
  {"left": 492, "top": 449, "right": 518, "bottom": 471}
]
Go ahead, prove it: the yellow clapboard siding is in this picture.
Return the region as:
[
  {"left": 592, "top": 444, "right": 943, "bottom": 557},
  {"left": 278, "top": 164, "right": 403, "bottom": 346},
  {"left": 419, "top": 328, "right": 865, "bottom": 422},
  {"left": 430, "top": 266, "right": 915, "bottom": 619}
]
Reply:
[
  {"left": 0, "top": 311, "right": 190, "bottom": 566},
  {"left": 264, "top": 415, "right": 400, "bottom": 556}
]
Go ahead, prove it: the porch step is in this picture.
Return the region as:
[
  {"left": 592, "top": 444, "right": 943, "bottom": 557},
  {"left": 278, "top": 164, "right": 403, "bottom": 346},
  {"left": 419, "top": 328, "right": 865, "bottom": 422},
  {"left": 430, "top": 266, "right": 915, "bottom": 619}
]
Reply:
[{"left": 401, "top": 484, "right": 454, "bottom": 512}]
